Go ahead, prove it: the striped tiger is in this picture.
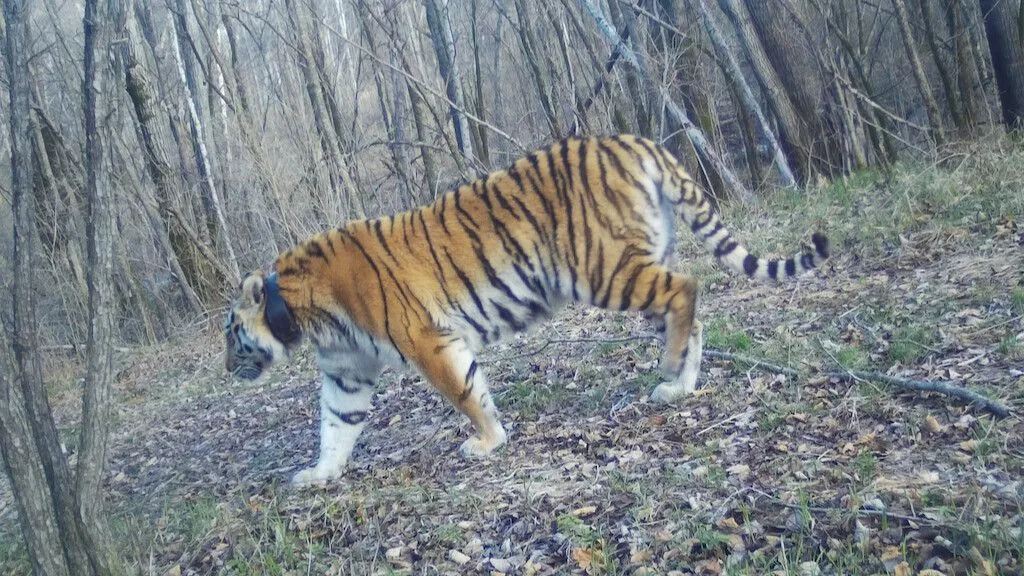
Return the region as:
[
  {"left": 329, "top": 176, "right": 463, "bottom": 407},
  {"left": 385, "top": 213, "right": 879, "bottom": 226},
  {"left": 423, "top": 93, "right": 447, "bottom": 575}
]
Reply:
[{"left": 224, "top": 135, "right": 829, "bottom": 484}]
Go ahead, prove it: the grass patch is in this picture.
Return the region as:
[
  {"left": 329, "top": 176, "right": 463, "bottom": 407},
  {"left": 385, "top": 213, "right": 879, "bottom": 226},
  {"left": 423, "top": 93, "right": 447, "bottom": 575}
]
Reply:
[
  {"left": 887, "top": 324, "right": 935, "bottom": 365},
  {"left": 0, "top": 530, "right": 28, "bottom": 576},
  {"left": 836, "top": 344, "right": 870, "bottom": 370},
  {"left": 1012, "top": 287, "right": 1024, "bottom": 315},
  {"left": 501, "top": 378, "right": 567, "bottom": 420},
  {"left": 704, "top": 319, "right": 754, "bottom": 352},
  {"left": 997, "top": 335, "right": 1022, "bottom": 360}
]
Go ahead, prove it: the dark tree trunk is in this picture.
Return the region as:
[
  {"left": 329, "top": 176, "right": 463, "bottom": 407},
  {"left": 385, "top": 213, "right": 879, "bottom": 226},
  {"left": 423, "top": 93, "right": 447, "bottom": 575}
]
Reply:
[{"left": 978, "top": 0, "right": 1024, "bottom": 127}]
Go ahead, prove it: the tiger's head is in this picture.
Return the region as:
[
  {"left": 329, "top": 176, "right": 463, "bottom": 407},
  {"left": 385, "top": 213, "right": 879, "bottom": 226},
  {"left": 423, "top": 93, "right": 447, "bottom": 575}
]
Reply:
[{"left": 224, "top": 272, "right": 301, "bottom": 380}]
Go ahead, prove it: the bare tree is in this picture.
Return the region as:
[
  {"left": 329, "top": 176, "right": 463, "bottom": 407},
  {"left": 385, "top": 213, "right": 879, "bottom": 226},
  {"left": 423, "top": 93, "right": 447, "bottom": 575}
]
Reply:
[
  {"left": 892, "top": 0, "right": 945, "bottom": 143},
  {"left": 171, "top": 0, "right": 240, "bottom": 283},
  {"left": 0, "top": 0, "right": 123, "bottom": 572},
  {"left": 425, "top": 0, "right": 475, "bottom": 164}
]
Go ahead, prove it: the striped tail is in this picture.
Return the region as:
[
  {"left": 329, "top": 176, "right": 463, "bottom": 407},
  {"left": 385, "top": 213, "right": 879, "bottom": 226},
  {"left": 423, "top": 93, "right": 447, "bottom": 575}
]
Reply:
[{"left": 657, "top": 147, "right": 829, "bottom": 282}]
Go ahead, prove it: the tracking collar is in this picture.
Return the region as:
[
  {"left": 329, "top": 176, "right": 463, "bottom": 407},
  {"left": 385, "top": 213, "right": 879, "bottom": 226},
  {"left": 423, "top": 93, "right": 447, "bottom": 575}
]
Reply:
[{"left": 264, "top": 273, "right": 302, "bottom": 346}]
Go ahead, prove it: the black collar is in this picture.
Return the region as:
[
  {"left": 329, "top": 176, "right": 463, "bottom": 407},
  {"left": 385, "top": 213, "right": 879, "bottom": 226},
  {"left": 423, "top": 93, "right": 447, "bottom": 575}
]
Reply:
[{"left": 264, "top": 273, "right": 302, "bottom": 346}]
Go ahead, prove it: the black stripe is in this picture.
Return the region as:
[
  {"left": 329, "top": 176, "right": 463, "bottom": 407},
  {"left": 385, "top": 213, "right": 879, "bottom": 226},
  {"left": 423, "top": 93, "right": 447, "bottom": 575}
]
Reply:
[
  {"left": 437, "top": 193, "right": 452, "bottom": 234},
  {"left": 767, "top": 260, "right": 779, "bottom": 280},
  {"left": 713, "top": 237, "right": 739, "bottom": 258},
  {"left": 784, "top": 259, "right": 796, "bottom": 276},
  {"left": 473, "top": 244, "right": 527, "bottom": 308},
  {"left": 347, "top": 235, "right": 405, "bottom": 362},
  {"left": 373, "top": 220, "right": 397, "bottom": 260},
  {"left": 328, "top": 406, "right": 368, "bottom": 426},
  {"left": 595, "top": 143, "right": 627, "bottom": 219},
  {"left": 306, "top": 239, "right": 326, "bottom": 260},
  {"left": 589, "top": 241, "right": 605, "bottom": 303},
  {"left": 492, "top": 301, "right": 527, "bottom": 331},
  {"left": 444, "top": 248, "right": 489, "bottom": 319},
  {"left": 619, "top": 261, "right": 654, "bottom": 310},
  {"left": 638, "top": 273, "right": 659, "bottom": 311},
  {"left": 328, "top": 375, "right": 363, "bottom": 394},
  {"left": 700, "top": 219, "right": 724, "bottom": 240},
  {"left": 800, "top": 253, "right": 814, "bottom": 269},
  {"left": 691, "top": 211, "right": 714, "bottom": 233},
  {"left": 554, "top": 145, "right": 581, "bottom": 300},
  {"left": 743, "top": 254, "right": 758, "bottom": 276}
]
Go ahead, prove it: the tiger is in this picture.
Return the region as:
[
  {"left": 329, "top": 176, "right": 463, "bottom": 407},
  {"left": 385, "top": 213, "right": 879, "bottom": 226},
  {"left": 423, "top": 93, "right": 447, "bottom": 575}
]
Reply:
[{"left": 224, "top": 135, "right": 829, "bottom": 485}]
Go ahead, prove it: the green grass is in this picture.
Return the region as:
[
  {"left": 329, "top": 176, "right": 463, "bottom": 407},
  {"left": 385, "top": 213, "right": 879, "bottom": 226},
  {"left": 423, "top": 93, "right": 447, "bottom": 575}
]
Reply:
[
  {"left": 1012, "top": 287, "right": 1024, "bottom": 315},
  {"left": 887, "top": 324, "right": 935, "bottom": 365},
  {"left": 997, "top": 335, "right": 1022, "bottom": 360},
  {"left": 835, "top": 344, "right": 870, "bottom": 370},
  {"left": 0, "top": 531, "right": 28, "bottom": 576},
  {"left": 704, "top": 319, "right": 754, "bottom": 352}
]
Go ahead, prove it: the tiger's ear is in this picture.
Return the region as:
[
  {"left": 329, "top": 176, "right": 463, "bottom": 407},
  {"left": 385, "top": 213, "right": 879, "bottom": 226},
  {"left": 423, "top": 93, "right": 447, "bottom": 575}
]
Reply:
[{"left": 240, "top": 272, "right": 265, "bottom": 309}]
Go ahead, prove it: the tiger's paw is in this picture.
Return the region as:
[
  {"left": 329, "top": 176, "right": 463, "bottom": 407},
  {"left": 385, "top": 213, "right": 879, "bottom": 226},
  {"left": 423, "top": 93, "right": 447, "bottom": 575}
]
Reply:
[
  {"left": 459, "top": 428, "right": 507, "bottom": 458},
  {"left": 650, "top": 382, "right": 691, "bottom": 404},
  {"left": 290, "top": 465, "right": 343, "bottom": 486}
]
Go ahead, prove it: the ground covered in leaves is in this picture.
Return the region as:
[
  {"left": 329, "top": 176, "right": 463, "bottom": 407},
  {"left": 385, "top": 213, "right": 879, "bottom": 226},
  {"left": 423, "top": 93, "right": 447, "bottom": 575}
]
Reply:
[{"left": 2, "top": 149, "right": 1024, "bottom": 575}]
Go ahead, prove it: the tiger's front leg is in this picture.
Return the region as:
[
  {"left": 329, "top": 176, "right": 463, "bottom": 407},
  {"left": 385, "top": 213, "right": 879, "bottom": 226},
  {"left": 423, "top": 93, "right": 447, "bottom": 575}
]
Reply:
[{"left": 292, "top": 361, "right": 379, "bottom": 485}]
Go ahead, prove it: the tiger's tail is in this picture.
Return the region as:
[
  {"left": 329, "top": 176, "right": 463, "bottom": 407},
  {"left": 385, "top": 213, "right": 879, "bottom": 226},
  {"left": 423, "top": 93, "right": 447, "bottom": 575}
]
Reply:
[{"left": 656, "top": 145, "right": 829, "bottom": 282}]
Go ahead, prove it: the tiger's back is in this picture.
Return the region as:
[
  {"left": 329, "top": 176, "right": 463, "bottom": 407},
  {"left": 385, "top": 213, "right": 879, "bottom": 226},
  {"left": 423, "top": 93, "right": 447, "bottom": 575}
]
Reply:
[{"left": 225, "top": 135, "right": 829, "bottom": 484}]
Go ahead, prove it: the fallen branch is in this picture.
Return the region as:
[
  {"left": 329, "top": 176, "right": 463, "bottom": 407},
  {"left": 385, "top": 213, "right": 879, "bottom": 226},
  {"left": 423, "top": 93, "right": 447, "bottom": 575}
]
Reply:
[
  {"left": 823, "top": 370, "right": 1010, "bottom": 418},
  {"left": 708, "top": 348, "right": 1009, "bottom": 418},
  {"left": 495, "top": 335, "right": 1011, "bottom": 418}
]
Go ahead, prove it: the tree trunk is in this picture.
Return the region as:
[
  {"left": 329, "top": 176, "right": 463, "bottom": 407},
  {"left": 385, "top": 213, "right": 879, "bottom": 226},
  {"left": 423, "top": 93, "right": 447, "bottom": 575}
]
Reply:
[
  {"left": 919, "top": 0, "right": 966, "bottom": 129},
  {"left": 171, "top": 0, "right": 240, "bottom": 284},
  {"left": 77, "top": 0, "right": 123, "bottom": 569},
  {"left": 424, "top": 0, "right": 474, "bottom": 163},
  {"left": 606, "top": 0, "right": 652, "bottom": 136},
  {"left": 578, "top": 0, "right": 752, "bottom": 200},
  {"left": 513, "top": 0, "right": 562, "bottom": 139},
  {"left": 949, "top": 0, "right": 984, "bottom": 127},
  {"left": 122, "top": 4, "right": 220, "bottom": 308},
  {"left": 1, "top": 0, "right": 121, "bottom": 572},
  {"left": 697, "top": 0, "right": 796, "bottom": 187},
  {"left": 719, "top": 0, "right": 812, "bottom": 182},
  {"left": 892, "top": 0, "right": 945, "bottom": 144},
  {"left": 469, "top": 0, "right": 490, "bottom": 165},
  {"left": 978, "top": 0, "right": 1024, "bottom": 127},
  {"left": 206, "top": 0, "right": 293, "bottom": 249},
  {"left": 741, "top": 0, "right": 849, "bottom": 178}
]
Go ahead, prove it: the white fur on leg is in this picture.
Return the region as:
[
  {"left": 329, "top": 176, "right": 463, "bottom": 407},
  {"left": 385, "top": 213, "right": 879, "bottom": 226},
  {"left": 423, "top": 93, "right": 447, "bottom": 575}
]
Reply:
[
  {"left": 291, "top": 373, "right": 374, "bottom": 485},
  {"left": 651, "top": 320, "right": 704, "bottom": 403}
]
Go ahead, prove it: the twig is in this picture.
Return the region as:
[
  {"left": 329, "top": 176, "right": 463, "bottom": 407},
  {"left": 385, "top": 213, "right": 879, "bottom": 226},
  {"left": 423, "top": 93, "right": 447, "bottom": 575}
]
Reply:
[
  {"left": 704, "top": 349, "right": 799, "bottom": 378},
  {"left": 749, "top": 488, "right": 945, "bottom": 527}
]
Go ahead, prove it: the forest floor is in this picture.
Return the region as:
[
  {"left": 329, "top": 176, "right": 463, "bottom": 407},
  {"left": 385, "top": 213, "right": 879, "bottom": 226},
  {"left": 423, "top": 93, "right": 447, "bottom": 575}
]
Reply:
[{"left": 2, "top": 144, "right": 1024, "bottom": 575}]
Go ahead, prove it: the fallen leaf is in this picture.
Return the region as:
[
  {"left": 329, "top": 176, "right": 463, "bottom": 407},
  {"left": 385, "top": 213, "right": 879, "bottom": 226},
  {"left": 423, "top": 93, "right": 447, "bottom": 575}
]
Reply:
[
  {"left": 572, "top": 505, "right": 597, "bottom": 517},
  {"left": 959, "top": 440, "right": 979, "bottom": 453},
  {"left": 727, "top": 464, "right": 751, "bottom": 480},
  {"left": 923, "top": 415, "right": 945, "bottom": 434},
  {"left": 716, "top": 517, "right": 741, "bottom": 533},
  {"left": 449, "top": 550, "right": 470, "bottom": 565}
]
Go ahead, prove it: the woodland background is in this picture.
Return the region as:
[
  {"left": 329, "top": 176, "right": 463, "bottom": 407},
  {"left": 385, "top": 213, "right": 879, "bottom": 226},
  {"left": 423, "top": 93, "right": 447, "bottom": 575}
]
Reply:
[
  {"left": 2, "top": 0, "right": 1020, "bottom": 348},
  {"left": 1, "top": 0, "right": 1023, "bottom": 574}
]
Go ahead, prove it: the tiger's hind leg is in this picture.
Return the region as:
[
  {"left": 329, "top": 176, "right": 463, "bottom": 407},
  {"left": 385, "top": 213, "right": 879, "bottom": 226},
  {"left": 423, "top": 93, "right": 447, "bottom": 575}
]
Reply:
[
  {"left": 410, "top": 333, "right": 507, "bottom": 458},
  {"left": 601, "top": 261, "right": 703, "bottom": 403},
  {"left": 292, "top": 353, "right": 381, "bottom": 485},
  {"left": 651, "top": 319, "right": 703, "bottom": 402}
]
